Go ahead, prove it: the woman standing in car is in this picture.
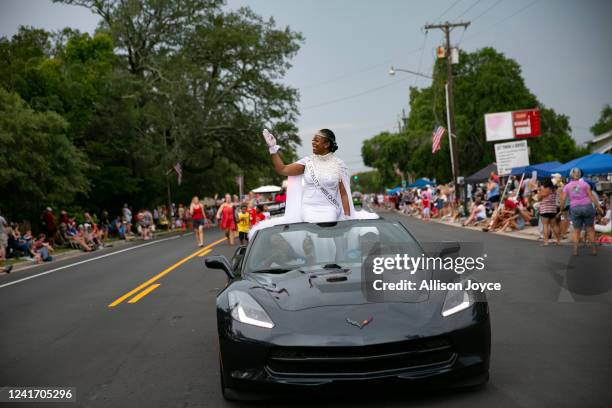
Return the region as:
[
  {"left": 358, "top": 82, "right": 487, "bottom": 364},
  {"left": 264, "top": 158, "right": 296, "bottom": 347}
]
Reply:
[{"left": 262, "top": 128, "right": 351, "bottom": 223}]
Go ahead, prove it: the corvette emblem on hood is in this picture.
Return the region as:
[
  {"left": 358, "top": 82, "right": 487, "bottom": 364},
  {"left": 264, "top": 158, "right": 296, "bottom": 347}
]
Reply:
[{"left": 346, "top": 316, "right": 373, "bottom": 329}]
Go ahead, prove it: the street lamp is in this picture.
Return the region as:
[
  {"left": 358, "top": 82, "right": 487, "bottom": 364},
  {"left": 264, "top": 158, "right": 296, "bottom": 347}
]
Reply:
[{"left": 388, "top": 66, "right": 432, "bottom": 79}]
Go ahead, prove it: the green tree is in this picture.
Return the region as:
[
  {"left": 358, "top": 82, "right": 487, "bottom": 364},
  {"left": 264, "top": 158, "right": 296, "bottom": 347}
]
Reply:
[
  {"left": 362, "top": 132, "right": 410, "bottom": 186},
  {"left": 350, "top": 170, "right": 383, "bottom": 193},
  {"left": 57, "top": 0, "right": 303, "bottom": 196},
  {"left": 363, "top": 47, "right": 586, "bottom": 182},
  {"left": 0, "top": 26, "right": 157, "bottom": 213},
  {"left": 0, "top": 87, "right": 89, "bottom": 221},
  {"left": 0, "top": 0, "right": 303, "bottom": 221},
  {"left": 590, "top": 104, "right": 612, "bottom": 136}
]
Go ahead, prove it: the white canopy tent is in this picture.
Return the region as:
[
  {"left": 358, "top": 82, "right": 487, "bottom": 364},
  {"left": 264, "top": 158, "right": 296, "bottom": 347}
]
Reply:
[{"left": 251, "top": 185, "right": 282, "bottom": 193}]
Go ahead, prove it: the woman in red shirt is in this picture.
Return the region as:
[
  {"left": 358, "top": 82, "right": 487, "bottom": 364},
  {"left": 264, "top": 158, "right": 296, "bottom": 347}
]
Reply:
[
  {"left": 216, "top": 194, "right": 236, "bottom": 245},
  {"left": 190, "top": 196, "right": 206, "bottom": 247}
]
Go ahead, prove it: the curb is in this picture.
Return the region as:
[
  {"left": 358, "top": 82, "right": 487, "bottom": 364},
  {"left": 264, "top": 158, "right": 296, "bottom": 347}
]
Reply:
[
  {"left": 385, "top": 208, "right": 548, "bottom": 242},
  {"left": 1, "top": 230, "right": 192, "bottom": 275}
]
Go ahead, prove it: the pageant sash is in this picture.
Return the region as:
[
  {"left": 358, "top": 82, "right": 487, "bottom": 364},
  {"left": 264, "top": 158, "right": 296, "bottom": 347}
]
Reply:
[{"left": 304, "top": 157, "right": 341, "bottom": 211}]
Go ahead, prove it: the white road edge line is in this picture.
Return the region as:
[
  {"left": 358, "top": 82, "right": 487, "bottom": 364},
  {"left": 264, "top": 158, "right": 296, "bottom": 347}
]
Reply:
[{"left": 0, "top": 234, "right": 187, "bottom": 289}]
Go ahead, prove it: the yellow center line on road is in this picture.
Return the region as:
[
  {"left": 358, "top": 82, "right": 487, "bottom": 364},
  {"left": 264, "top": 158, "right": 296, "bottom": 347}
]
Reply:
[
  {"left": 107, "top": 237, "right": 227, "bottom": 308},
  {"left": 127, "top": 283, "right": 160, "bottom": 304},
  {"left": 197, "top": 249, "right": 212, "bottom": 257}
]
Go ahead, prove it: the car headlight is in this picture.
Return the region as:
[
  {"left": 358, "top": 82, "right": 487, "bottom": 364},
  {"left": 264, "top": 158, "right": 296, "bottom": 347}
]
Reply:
[
  {"left": 441, "top": 288, "right": 473, "bottom": 317},
  {"left": 228, "top": 291, "right": 275, "bottom": 328}
]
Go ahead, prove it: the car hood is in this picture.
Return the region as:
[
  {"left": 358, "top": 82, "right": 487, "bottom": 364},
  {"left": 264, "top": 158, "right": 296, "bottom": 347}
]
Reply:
[{"left": 247, "top": 266, "right": 431, "bottom": 311}]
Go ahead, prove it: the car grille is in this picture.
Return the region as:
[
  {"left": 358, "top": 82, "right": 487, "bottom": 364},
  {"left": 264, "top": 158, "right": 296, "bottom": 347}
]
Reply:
[{"left": 266, "top": 337, "right": 455, "bottom": 377}]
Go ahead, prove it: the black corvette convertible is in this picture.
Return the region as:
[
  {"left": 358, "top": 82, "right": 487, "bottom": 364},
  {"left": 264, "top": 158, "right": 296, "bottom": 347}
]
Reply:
[{"left": 205, "top": 219, "right": 490, "bottom": 400}]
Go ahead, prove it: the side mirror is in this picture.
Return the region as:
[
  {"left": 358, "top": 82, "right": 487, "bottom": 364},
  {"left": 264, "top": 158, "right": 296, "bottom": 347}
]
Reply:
[
  {"left": 231, "top": 246, "right": 247, "bottom": 275},
  {"left": 233, "top": 245, "right": 247, "bottom": 257},
  {"left": 438, "top": 241, "right": 460, "bottom": 257},
  {"left": 205, "top": 255, "right": 234, "bottom": 279}
]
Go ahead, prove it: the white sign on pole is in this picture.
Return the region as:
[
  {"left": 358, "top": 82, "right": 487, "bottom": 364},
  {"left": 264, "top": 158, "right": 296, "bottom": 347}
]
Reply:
[
  {"left": 485, "top": 111, "right": 514, "bottom": 142},
  {"left": 451, "top": 48, "right": 459, "bottom": 64},
  {"left": 494, "top": 140, "right": 529, "bottom": 176}
]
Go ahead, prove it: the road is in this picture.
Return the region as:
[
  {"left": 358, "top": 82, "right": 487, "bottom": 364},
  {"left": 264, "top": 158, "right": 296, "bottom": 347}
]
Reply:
[{"left": 1, "top": 212, "right": 610, "bottom": 408}]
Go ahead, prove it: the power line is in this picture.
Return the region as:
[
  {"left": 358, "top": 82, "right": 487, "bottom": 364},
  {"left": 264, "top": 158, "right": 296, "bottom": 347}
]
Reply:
[
  {"left": 457, "top": 26, "right": 468, "bottom": 46},
  {"left": 492, "top": 0, "right": 541, "bottom": 26},
  {"left": 454, "top": 0, "right": 483, "bottom": 20},
  {"left": 464, "top": 0, "right": 541, "bottom": 41},
  {"left": 300, "top": 60, "right": 392, "bottom": 90},
  {"left": 301, "top": 77, "right": 411, "bottom": 110},
  {"left": 470, "top": 0, "right": 504, "bottom": 23},
  {"left": 300, "top": 47, "right": 423, "bottom": 91},
  {"left": 414, "top": 30, "right": 429, "bottom": 87},
  {"left": 433, "top": 0, "right": 465, "bottom": 22}
]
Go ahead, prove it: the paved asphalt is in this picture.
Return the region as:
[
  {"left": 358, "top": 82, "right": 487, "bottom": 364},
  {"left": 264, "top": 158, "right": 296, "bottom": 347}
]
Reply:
[{"left": 1, "top": 212, "right": 610, "bottom": 408}]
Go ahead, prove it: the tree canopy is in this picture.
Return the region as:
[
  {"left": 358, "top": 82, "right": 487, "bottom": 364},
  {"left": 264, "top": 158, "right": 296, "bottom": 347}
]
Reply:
[
  {"left": 362, "top": 47, "right": 588, "bottom": 188},
  {"left": 1, "top": 0, "right": 303, "bottom": 221},
  {"left": 0, "top": 87, "right": 90, "bottom": 220},
  {"left": 590, "top": 104, "right": 612, "bottom": 136}
]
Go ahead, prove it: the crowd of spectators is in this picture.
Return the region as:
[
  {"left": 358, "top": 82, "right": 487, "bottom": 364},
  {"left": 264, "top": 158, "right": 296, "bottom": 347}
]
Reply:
[
  {"left": 0, "top": 203, "right": 192, "bottom": 271},
  {"left": 0, "top": 192, "right": 281, "bottom": 271},
  {"left": 369, "top": 170, "right": 611, "bottom": 252}
]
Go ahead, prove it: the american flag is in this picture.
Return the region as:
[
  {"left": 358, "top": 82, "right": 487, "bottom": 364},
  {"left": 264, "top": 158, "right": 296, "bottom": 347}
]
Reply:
[
  {"left": 174, "top": 162, "right": 182, "bottom": 185},
  {"left": 431, "top": 125, "right": 446, "bottom": 154}
]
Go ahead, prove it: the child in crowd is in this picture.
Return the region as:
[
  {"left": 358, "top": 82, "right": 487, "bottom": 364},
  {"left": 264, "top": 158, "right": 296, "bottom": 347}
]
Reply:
[
  {"left": 247, "top": 202, "right": 258, "bottom": 227},
  {"left": 253, "top": 205, "right": 266, "bottom": 225},
  {"left": 421, "top": 188, "right": 431, "bottom": 220},
  {"left": 237, "top": 204, "right": 251, "bottom": 246}
]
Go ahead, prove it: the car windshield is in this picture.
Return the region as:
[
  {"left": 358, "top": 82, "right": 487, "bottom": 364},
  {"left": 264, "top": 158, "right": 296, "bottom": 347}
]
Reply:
[{"left": 245, "top": 220, "right": 420, "bottom": 274}]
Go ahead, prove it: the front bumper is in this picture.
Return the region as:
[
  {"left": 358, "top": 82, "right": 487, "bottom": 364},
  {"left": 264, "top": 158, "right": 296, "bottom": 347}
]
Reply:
[{"left": 218, "top": 305, "right": 490, "bottom": 395}]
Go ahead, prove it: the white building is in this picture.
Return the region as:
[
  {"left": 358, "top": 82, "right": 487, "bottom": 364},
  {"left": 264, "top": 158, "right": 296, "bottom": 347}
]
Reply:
[{"left": 587, "top": 130, "right": 612, "bottom": 154}]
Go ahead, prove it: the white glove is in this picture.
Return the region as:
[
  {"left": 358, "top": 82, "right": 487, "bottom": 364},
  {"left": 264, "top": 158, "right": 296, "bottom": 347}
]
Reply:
[{"left": 263, "top": 128, "right": 281, "bottom": 154}]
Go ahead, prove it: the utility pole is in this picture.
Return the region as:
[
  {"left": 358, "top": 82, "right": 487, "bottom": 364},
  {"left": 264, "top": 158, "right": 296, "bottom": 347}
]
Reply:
[{"left": 424, "top": 21, "right": 469, "bottom": 184}]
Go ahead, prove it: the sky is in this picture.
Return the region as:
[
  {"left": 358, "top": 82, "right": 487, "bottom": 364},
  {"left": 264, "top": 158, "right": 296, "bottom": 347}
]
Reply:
[{"left": 1, "top": 0, "right": 611, "bottom": 173}]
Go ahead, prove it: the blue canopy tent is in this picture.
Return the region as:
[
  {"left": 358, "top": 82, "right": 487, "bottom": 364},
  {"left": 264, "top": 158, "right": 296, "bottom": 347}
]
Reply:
[
  {"left": 386, "top": 186, "right": 403, "bottom": 194},
  {"left": 510, "top": 161, "right": 562, "bottom": 177},
  {"left": 407, "top": 178, "right": 435, "bottom": 189},
  {"left": 509, "top": 165, "right": 528, "bottom": 176},
  {"left": 550, "top": 153, "right": 612, "bottom": 177}
]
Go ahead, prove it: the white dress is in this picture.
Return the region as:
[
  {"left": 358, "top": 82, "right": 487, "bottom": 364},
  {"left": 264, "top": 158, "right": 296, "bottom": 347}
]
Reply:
[
  {"left": 248, "top": 153, "right": 378, "bottom": 238},
  {"left": 297, "top": 153, "right": 347, "bottom": 223}
]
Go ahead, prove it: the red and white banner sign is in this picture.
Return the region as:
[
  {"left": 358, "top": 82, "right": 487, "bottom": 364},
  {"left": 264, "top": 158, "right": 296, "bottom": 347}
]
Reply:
[
  {"left": 512, "top": 109, "right": 541, "bottom": 138},
  {"left": 485, "top": 109, "right": 541, "bottom": 142}
]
